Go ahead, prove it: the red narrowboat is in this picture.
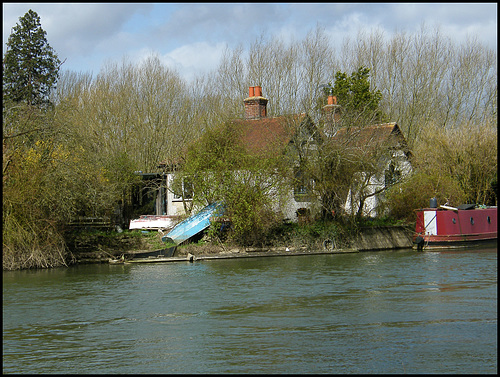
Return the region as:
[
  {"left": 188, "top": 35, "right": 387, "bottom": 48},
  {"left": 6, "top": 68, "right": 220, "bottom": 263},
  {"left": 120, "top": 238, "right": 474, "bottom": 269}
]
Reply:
[{"left": 413, "top": 200, "right": 497, "bottom": 251}]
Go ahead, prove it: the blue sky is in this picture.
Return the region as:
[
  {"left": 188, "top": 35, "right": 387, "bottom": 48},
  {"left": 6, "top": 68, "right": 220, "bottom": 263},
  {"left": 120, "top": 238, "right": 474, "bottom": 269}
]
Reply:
[{"left": 3, "top": 3, "right": 497, "bottom": 82}]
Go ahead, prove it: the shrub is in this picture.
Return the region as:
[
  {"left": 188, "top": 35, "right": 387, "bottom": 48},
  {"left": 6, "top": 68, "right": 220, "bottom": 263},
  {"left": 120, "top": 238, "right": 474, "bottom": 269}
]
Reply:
[{"left": 384, "top": 170, "right": 467, "bottom": 222}]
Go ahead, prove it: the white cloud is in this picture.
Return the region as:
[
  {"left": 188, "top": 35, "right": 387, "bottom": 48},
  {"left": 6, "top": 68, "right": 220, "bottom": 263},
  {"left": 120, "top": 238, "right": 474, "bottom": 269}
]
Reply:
[
  {"left": 3, "top": 4, "right": 152, "bottom": 56},
  {"left": 160, "top": 41, "right": 228, "bottom": 81},
  {"left": 116, "top": 41, "right": 228, "bottom": 82},
  {"left": 3, "top": 2, "right": 496, "bottom": 81},
  {"left": 441, "top": 19, "right": 498, "bottom": 50}
]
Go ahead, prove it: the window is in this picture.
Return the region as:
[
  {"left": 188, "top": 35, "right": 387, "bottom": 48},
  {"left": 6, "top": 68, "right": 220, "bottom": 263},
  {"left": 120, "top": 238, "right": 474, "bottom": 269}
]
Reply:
[
  {"left": 173, "top": 177, "right": 193, "bottom": 201},
  {"left": 384, "top": 162, "right": 401, "bottom": 187},
  {"left": 294, "top": 168, "right": 313, "bottom": 202}
]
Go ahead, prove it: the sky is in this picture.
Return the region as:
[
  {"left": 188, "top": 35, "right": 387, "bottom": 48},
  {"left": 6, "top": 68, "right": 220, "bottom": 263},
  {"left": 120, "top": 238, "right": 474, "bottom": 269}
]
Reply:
[{"left": 3, "top": 3, "right": 498, "bottom": 82}]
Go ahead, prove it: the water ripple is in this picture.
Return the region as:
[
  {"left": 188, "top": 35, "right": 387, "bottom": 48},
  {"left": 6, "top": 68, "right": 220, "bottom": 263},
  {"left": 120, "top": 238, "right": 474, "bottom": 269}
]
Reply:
[{"left": 3, "top": 248, "right": 497, "bottom": 374}]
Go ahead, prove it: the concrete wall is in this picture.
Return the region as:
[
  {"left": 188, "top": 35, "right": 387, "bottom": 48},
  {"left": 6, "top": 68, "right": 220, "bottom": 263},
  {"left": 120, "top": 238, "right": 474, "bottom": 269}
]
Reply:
[{"left": 351, "top": 226, "right": 413, "bottom": 251}]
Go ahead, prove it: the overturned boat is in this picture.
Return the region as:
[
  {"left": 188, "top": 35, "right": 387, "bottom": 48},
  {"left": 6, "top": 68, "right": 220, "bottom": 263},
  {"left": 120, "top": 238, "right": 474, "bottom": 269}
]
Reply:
[
  {"left": 413, "top": 199, "right": 497, "bottom": 251},
  {"left": 162, "top": 202, "right": 224, "bottom": 245}
]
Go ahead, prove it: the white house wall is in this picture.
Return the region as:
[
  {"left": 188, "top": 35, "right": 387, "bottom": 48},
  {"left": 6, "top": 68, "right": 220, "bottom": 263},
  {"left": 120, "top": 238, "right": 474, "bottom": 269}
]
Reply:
[
  {"left": 270, "top": 186, "right": 314, "bottom": 222},
  {"left": 164, "top": 171, "right": 312, "bottom": 223},
  {"left": 344, "top": 152, "right": 412, "bottom": 218},
  {"left": 163, "top": 151, "right": 411, "bottom": 221},
  {"left": 165, "top": 173, "right": 189, "bottom": 216},
  {"left": 344, "top": 173, "right": 382, "bottom": 217}
]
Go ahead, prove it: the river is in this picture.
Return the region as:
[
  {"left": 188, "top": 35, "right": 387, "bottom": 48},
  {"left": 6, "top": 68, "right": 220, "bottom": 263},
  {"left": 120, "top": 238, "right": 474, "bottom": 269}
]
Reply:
[{"left": 3, "top": 247, "right": 497, "bottom": 374}]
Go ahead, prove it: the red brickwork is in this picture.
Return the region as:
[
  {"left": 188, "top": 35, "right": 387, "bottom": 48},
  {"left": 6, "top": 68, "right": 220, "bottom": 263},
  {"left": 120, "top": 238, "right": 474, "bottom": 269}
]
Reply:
[
  {"left": 244, "top": 86, "right": 268, "bottom": 119},
  {"left": 244, "top": 97, "right": 268, "bottom": 119}
]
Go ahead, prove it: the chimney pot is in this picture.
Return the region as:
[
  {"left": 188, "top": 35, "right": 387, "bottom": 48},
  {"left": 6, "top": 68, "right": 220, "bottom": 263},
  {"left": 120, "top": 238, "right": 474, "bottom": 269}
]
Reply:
[
  {"left": 254, "top": 86, "right": 262, "bottom": 97},
  {"left": 323, "top": 95, "right": 340, "bottom": 124},
  {"left": 249, "top": 86, "right": 255, "bottom": 97},
  {"left": 328, "top": 95, "right": 337, "bottom": 105}
]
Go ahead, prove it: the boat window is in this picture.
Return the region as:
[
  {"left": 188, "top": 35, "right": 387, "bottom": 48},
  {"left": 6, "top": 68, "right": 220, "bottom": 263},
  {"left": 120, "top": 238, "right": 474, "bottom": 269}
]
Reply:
[
  {"left": 470, "top": 217, "right": 474, "bottom": 225},
  {"left": 487, "top": 216, "right": 491, "bottom": 223},
  {"left": 452, "top": 218, "right": 456, "bottom": 224}
]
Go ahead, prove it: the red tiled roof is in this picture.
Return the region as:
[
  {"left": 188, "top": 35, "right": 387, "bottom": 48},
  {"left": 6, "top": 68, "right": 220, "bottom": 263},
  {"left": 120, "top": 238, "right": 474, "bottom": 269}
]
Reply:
[
  {"left": 159, "top": 121, "right": 408, "bottom": 170},
  {"left": 230, "top": 114, "right": 306, "bottom": 156},
  {"left": 330, "top": 122, "right": 408, "bottom": 152}
]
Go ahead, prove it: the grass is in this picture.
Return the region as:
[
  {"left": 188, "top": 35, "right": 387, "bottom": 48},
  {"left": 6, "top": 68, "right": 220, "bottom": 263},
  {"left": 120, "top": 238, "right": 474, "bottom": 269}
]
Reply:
[
  {"left": 64, "top": 228, "right": 166, "bottom": 255},
  {"left": 64, "top": 216, "right": 415, "bottom": 262}
]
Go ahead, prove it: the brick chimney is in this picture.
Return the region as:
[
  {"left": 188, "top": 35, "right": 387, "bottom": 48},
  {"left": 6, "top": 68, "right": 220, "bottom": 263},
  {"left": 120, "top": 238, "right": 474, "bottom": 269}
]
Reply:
[
  {"left": 323, "top": 94, "right": 340, "bottom": 124},
  {"left": 244, "top": 86, "right": 268, "bottom": 119}
]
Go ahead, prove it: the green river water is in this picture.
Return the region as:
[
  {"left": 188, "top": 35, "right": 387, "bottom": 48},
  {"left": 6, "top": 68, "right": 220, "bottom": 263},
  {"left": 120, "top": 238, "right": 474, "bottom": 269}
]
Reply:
[{"left": 3, "top": 247, "right": 497, "bottom": 374}]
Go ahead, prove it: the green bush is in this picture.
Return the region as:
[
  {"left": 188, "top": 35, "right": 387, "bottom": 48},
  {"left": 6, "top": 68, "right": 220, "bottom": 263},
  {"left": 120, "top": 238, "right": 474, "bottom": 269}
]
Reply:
[
  {"left": 263, "top": 219, "right": 351, "bottom": 250},
  {"left": 384, "top": 170, "right": 467, "bottom": 222}
]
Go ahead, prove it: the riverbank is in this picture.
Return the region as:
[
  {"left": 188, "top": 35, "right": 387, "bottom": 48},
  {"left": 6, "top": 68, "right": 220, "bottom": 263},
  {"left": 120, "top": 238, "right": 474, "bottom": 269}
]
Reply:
[
  {"left": 72, "top": 225, "right": 415, "bottom": 264},
  {"left": 124, "top": 246, "right": 360, "bottom": 264}
]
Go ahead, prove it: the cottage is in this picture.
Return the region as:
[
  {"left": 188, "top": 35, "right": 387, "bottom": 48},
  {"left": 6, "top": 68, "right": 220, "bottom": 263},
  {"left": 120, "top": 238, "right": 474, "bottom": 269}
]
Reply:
[
  {"left": 227, "top": 86, "right": 320, "bottom": 220},
  {"left": 159, "top": 86, "right": 320, "bottom": 222},
  {"left": 129, "top": 86, "right": 412, "bottom": 229},
  {"left": 331, "top": 122, "right": 412, "bottom": 217}
]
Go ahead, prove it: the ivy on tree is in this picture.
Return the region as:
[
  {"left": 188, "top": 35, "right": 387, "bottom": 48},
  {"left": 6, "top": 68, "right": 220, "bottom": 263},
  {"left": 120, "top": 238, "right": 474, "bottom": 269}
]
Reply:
[{"left": 3, "top": 9, "right": 62, "bottom": 107}]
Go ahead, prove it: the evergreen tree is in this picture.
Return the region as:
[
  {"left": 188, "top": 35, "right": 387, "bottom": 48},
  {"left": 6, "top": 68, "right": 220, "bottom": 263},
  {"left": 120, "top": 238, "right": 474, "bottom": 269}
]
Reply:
[
  {"left": 325, "top": 66, "right": 384, "bottom": 126},
  {"left": 3, "top": 9, "right": 62, "bottom": 107}
]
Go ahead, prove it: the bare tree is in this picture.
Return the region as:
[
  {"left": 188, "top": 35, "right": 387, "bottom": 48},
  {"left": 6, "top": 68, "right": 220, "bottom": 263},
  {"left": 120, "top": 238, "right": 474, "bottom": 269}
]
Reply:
[
  {"left": 336, "top": 24, "right": 496, "bottom": 147},
  {"left": 298, "top": 26, "right": 334, "bottom": 116}
]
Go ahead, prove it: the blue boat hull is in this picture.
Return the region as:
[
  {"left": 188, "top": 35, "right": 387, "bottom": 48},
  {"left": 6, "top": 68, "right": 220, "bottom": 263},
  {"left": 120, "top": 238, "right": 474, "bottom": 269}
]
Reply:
[{"left": 162, "top": 202, "right": 223, "bottom": 245}]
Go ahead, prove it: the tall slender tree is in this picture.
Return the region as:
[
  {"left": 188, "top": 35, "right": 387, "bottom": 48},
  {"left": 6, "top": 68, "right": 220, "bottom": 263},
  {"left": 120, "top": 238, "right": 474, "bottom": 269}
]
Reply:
[{"left": 3, "top": 9, "right": 62, "bottom": 108}]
